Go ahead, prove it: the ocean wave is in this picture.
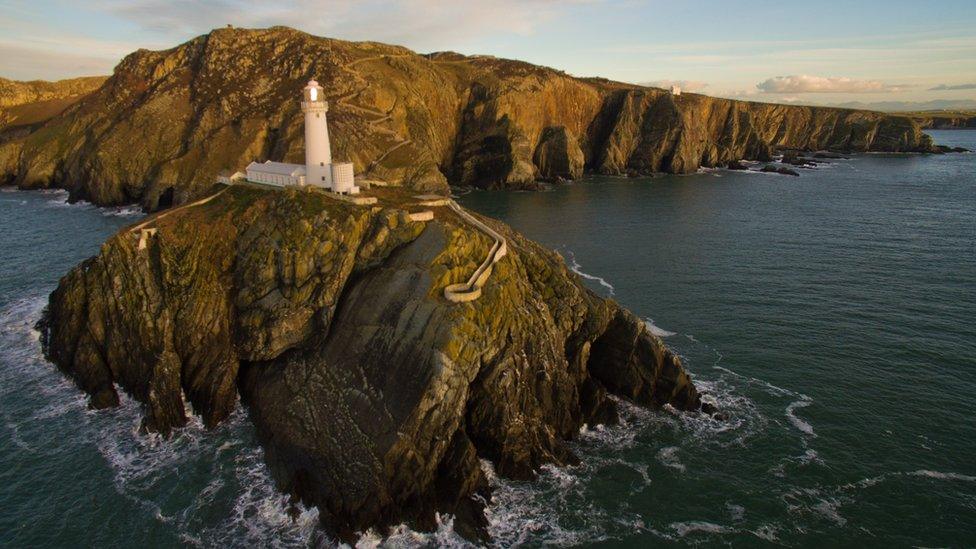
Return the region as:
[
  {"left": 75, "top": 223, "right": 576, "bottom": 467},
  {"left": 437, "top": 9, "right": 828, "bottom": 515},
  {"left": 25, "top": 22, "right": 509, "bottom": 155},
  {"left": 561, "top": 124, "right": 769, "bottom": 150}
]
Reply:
[
  {"left": 669, "top": 520, "right": 733, "bottom": 537},
  {"left": 644, "top": 318, "right": 677, "bottom": 337},
  {"left": 35, "top": 189, "right": 143, "bottom": 218},
  {"left": 712, "top": 366, "right": 794, "bottom": 398},
  {"left": 355, "top": 515, "right": 475, "bottom": 549},
  {"left": 784, "top": 398, "right": 816, "bottom": 437},
  {"left": 563, "top": 250, "right": 615, "bottom": 296},
  {"left": 908, "top": 470, "right": 976, "bottom": 482},
  {"left": 481, "top": 459, "right": 620, "bottom": 547},
  {"left": 674, "top": 377, "right": 768, "bottom": 447},
  {"left": 101, "top": 204, "right": 144, "bottom": 217},
  {"left": 782, "top": 488, "right": 847, "bottom": 527},
  {"left": 655, "top": 446, "right": 686, "bottom": 473},
  {"left": 1, "top": 292, "right": 327, "bottom": 547},
  {"left": 770, "top": 448, "right": 824, "bottom": 478}
]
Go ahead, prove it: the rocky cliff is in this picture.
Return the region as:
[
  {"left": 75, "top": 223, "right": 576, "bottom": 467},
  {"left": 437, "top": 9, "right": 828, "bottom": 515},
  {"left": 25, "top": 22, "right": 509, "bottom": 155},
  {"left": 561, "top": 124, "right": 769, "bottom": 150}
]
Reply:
[
  {"left": 0, "top": 27, "right": 932, "bottom": 209},
  {"left": 1, "top": 27, "right": 936, "bottom": 209},
  {"left": 908, "top": 112, "right": 976, "bottom": 130},
  {"left": 0, "top": 76, "right": 105, "bottom": 135},
  {"left": 38, "top": 185, "right": 703, "bottom": 540}
]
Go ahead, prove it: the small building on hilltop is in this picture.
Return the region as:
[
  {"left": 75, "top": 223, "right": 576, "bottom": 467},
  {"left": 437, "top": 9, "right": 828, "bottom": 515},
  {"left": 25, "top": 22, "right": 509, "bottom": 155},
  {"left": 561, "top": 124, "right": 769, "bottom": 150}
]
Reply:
[
  {"left": 670, "top": 85, "right": 682, "bottom": 96},
  {"left": 238, "top": 79, "right": 360, "bottom": 194},
  {"left": 245, "top": 161, "right": 305, "bottom": 186}
]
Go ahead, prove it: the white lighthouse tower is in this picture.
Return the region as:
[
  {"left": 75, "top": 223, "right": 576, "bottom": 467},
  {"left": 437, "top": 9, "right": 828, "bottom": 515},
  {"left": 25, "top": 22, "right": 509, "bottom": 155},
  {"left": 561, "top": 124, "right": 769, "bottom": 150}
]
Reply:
[
  {"left": 302, "top": 79, "right": 333, "bottom": 189},
  {"left": 240, "top": 79, "right": 358, "bottom": 193}
]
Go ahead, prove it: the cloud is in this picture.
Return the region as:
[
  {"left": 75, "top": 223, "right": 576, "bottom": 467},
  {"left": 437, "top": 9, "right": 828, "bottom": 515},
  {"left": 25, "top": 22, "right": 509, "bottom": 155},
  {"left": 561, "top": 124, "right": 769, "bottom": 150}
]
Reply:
[
  {"left": 639, "top": 79, "right": 708, "bottom": 91},
  {"left": 103, "top": 0, "right": 596, "bottom": 50},
  {"left": 1, "top": 0, "right": 599, "bottom": 79},
  {"left": 928, "top": 83, "right": 976, "bottom": 91},
  {"left": 0, "top": 16, "right": 154, "bottom": 80},
  {"left": 756, "top": 75, "right": 908, "bottom": 94}
]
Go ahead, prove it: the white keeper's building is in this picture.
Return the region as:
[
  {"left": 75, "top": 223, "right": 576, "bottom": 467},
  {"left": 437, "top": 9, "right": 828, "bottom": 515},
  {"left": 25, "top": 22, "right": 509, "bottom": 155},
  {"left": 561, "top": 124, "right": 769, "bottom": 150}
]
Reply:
[{"left": 242, "top": 79, "right": 359, "bottom": 194}]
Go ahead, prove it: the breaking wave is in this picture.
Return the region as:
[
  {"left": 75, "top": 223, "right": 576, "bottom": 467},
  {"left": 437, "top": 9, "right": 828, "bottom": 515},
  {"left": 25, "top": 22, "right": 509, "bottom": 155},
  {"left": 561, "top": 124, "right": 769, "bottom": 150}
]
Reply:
[
  {"left": 644, "top": 318, "right": 677, "bottom": 337},
  {"left": 563, "top": 250, "right": 615, "bottom": 296},
  {"left": 784, "top": 398, "right": 816, "bottom": 437},
  {"left": 0, "top": 293, "right": 325, "bottom": 548}
]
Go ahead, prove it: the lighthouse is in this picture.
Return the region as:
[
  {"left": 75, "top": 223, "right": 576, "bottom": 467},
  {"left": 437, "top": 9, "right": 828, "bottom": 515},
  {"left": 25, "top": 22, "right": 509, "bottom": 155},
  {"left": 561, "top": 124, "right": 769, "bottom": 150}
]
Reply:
[
  {"left": 240, "top": 78, "right": 358, "bottom": 194},
  {"left": 302, "top": 79, "right": 333, "bottom": 188}
]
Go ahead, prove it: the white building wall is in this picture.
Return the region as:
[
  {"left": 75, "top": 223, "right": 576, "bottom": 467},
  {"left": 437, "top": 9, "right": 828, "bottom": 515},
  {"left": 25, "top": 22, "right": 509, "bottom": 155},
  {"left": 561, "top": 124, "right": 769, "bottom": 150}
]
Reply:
[
  {"left": 303, "top": 80, "right": 333, "bottom": 189},
  {"left": 330, "top": 163, "right": 358, "bottom": 194},
  {"left": 246, "top": 167, "right": 304, "bottom": 187}
]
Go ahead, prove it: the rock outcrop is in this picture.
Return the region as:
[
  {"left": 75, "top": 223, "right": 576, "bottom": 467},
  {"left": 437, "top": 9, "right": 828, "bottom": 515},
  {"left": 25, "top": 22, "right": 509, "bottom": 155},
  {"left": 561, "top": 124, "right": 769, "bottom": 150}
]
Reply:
[
  {"left": 1, "top": 27, "right": 936, "bottom": 209},
  {"left": 908, "top": 112, "right": 976, "bottom": 130},
  {"left": 0, "top": 76, "right": 105, "bottom": 183},
  {"left": 38, "top": 185, "right": 702, "bottom": 540},
  {"left": 0, "top": 76, "right": 105, "bottom": 135}
]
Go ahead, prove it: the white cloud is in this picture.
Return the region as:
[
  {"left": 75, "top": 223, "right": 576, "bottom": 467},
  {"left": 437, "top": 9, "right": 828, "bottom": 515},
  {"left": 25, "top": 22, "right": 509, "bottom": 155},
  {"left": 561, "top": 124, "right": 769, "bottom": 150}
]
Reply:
[
  {"left": 639, "top": 79, "right": 708, "bottom": 91},
  {"left": 0, "top": 17, "right": 154, "bottom": 79},
  {"left": 756, "top": 75, "right": 908, "bottom": 94},
  {"left": 102, "top": 0, "right": 596, "bottom": 50}
]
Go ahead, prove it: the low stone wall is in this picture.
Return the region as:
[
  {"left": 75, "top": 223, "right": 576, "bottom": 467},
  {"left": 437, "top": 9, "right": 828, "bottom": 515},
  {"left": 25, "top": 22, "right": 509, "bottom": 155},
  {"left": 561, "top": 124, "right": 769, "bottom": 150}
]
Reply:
[{"left": 443, "top": 200, "right": 508, "bottom": 303}]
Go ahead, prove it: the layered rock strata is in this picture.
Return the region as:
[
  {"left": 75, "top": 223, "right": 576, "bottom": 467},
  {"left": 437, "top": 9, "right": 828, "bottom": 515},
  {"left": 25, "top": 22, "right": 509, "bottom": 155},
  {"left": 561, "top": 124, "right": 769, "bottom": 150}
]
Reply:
[
  {"left": 1, "top": 27, "right": 935, "bottom": 208},
  {"left": 39, "top": 185, "right": 702, "bottom": 539}
]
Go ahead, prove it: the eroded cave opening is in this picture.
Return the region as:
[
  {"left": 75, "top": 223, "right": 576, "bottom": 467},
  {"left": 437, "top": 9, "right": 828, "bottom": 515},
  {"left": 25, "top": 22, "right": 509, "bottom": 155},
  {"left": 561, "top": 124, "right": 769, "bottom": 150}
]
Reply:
[{"left": 157, "top": 186, "right": 175, "bottom": 209}]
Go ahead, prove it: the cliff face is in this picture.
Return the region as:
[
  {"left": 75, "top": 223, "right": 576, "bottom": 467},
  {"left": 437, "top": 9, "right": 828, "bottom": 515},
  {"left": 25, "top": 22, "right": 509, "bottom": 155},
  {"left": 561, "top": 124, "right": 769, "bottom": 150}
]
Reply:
[
  {"left": 1, "top": 27, "right": 936, "bottom": 208},
  {"left": 0, "top": 76, "right": 106, "bottom": 178},
  {"left": 909, "top": 114, "right": 976, "bottom": 130},
  {"left": 38, "top": 185, "right": 701, "bottom": 539},
  {"left": 0, "top": 76, "right": 105, "bottom": 135}
]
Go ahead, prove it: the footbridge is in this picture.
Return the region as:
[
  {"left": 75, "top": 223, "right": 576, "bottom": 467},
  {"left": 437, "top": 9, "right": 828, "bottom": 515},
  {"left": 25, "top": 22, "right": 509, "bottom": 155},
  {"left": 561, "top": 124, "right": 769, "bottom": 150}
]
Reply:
[{"left": 443, "top": 200, "right": 508, "bottom": 303}]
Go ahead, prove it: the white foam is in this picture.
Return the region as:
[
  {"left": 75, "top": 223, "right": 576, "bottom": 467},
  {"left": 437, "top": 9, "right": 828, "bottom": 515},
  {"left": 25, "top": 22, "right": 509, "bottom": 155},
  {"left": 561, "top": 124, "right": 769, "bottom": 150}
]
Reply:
[
  {"left": 38, "top": 188, "right": 69, "bottom": 197},
  {"left": 751, "top": 524, "right": 780, "bottom": 542},
  {"left": 1, "top": 292, "right": 327, "bottom": 547},
  {"left": 712, "top": 366, "right": 795, "bottom": 397},
  {"left": 908, "top": 470, "right": 976, "bottom": 482},
  {"left": 783, "top": 488, "right": 847, "bottom": 527},
  {"left": 655, "top": 446, "right": 686, "bottom": 473},
  {"left": 670, "top": 521, "right": 733, "bottom": 537},
  {"left": 34, "top": 188, "right": 143, "bottom": 218},
  {"left": 102, "top": 204, "right": 144, "bottom": 217},
  {"left": 784, "top": 399, "right": 816, "bottom": 437},
  {"left": 726, "top": 503, "right": 745, "bottom": 522},
  {"left": 564, "top": 250, "right": 615, "bottom": 296},
  {"left": 644, "top": 318, "right": 676, "bottom": 337},
  {"left": 811, "top": 498, "right": 847, "bottom": 527},
  {"left": 480, "top": 458, "right": 624, "bottom": 546},
  {"left": 355, "top": 514, "right": 474, "bottom": 549}
]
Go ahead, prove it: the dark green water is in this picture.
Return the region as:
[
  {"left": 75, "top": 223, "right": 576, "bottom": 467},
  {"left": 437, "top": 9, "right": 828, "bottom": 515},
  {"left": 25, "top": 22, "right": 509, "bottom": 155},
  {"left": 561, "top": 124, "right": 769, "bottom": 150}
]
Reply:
[{"left": 1, "top": 131, "right": 973, "bottom": 547}]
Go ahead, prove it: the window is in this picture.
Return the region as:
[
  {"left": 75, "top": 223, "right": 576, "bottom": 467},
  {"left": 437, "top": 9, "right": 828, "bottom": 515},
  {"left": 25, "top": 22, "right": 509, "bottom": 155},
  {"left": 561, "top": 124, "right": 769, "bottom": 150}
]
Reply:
[
  {"left": 321, "top": 176, "right": 325, "bottom": 181},
  {"left": 320, "top": 162, "right": 324, "bottom": 166},
  {"left": 316, "top": 113, "right": 320, "bottom": 118}
]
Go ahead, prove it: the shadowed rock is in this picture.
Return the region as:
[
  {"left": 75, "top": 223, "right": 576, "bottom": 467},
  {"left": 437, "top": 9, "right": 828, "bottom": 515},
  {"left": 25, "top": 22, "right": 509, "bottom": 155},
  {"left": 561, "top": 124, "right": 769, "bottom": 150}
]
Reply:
[
  {"left": 38, "top": 185, "right": 703, "bottom": 540},
  {"left": 1, "top": 27, "right": 936, "bottom": 209}
]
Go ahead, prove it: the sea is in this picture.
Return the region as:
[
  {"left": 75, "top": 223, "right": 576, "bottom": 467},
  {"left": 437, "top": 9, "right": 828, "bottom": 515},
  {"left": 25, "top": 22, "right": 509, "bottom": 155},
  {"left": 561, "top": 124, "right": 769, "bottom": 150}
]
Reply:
[{"left": 1, "top": 130, "right": 973, "bottom": 547}]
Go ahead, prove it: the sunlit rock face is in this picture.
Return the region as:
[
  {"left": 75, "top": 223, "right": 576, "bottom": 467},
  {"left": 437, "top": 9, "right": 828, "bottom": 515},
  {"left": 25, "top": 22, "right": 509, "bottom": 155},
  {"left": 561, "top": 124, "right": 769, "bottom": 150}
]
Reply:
[
  {"left": 1, "top": 27, "right": 934, "bottom": 209},
  {"left": 38, "top": 186, "right": 702, "bottom": 539}
]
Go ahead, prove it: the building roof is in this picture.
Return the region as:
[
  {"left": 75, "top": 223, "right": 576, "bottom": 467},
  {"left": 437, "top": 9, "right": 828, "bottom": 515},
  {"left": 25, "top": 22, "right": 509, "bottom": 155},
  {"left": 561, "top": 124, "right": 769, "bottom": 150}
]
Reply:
[{"left": 246, "top": 160, "right": 306, "bottom": 177}]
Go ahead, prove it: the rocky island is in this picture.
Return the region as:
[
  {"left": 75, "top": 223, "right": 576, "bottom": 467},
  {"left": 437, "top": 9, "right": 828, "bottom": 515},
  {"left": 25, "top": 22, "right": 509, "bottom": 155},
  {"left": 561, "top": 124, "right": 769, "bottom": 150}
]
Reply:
[
  {"left": 1, "top": 26, "right": 938, "bottom": 211},
  {"left": 10, "top": 23, "right": 959, "bottom": 543},
  {"left": 37, "top": 183, "right": 703, "bottom": 540}
]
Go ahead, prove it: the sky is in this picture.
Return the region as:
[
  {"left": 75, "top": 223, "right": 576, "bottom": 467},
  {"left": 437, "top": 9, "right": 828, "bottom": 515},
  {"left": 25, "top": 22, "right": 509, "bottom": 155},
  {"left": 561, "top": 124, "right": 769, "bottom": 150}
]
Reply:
[{"left": 1, "top": 0, "right": 975, "bottom": 109}]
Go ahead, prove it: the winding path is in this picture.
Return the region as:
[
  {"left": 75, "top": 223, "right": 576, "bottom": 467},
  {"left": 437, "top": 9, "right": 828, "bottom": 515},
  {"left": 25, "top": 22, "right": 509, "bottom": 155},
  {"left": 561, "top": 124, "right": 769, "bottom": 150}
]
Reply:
[
  {"left": 443, "top": 200, "right": 508, "bottom": 303},
  {"left": 129, "top": 185, "right": 232, "bottom": 249},
  {"left": 335, "top": 54, "right": 415, "bottom": 180}
]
